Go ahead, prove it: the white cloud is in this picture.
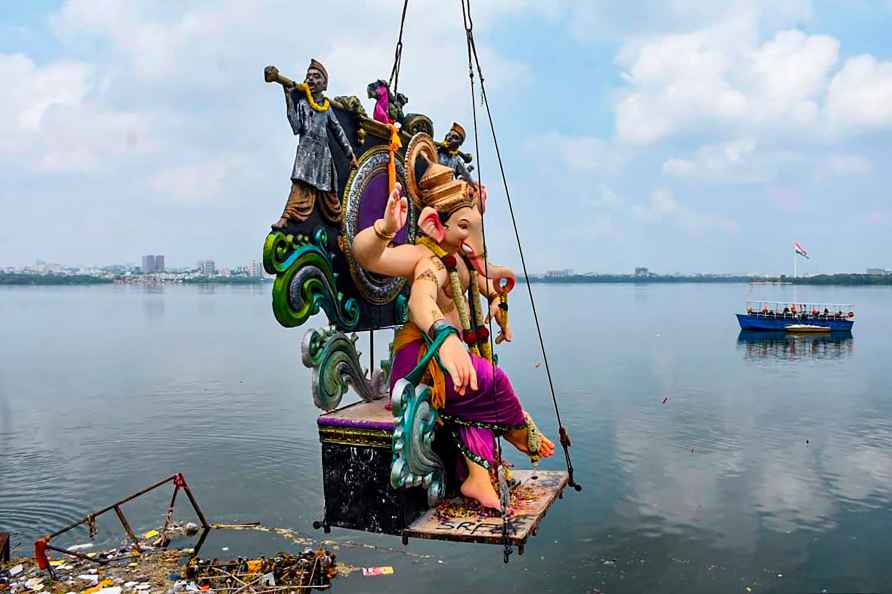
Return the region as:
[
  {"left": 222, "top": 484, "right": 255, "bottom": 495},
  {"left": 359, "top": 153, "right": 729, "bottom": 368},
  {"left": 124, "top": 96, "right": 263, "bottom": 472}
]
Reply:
[
  {"left": 533, "top": 132, "right": 624, "bottom": 174},
  {"left": 634, "top": 188, "right": 738, "bottom": 233},
  {"left": 151, "top": 160, "right": 230, "bottom": 202},
  {"left": 590, "top": 184, "right": 623, "bottom": 209},
  {"left": 615, "top": 28, "right": 839, "bottom": 145},
  {"left": 662, "top": 138, "right": 806, "bottom": 184},
  {"left": 827, "top": 54, "right": 892, "bottom": 131},
  {"left": 0, "top": 53, "right": 155, "bottom": 173},
  {"left": 556, "top": 1, "right": 813, "bottom": 43},
  {"left": 664, "top": 138, "right": 756, "bottom": 180},
  {"left": 825, "top": 154, "right": 873, "bottom": 177}
]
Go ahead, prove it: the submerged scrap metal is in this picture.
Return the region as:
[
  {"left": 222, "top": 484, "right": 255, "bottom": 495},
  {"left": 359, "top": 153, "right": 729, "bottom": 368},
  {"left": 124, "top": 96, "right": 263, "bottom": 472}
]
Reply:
[
  {"left": 185, "top": 551, "right": 337, "bottom": 592},
  {"left": 1, "top": 537, "right": 336, "bottom": 594},
  {"left": 1, "top": 475, "right": 338, "bottom": 594}
]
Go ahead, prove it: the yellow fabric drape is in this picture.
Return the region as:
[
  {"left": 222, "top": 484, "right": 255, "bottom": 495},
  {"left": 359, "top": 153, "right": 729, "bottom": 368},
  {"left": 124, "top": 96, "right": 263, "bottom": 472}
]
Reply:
[
  {"left": 387, "top": 124, "right": 402, "bottom": 193},
  {"left": 393, "top": 323, "right": 448, "bottom": 410}
]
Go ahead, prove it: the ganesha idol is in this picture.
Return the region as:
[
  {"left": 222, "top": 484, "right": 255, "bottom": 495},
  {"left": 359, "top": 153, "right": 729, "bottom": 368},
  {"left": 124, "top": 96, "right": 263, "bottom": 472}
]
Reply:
[{"left": 352, "top": 133, "right": 556, "bottom": 510}]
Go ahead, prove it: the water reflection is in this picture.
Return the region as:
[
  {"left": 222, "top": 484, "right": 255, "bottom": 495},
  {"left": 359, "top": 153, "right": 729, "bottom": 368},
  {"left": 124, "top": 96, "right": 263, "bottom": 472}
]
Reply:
[
  {"left": 737, "top": 330, "right": 853, "bottom": 361},
  {"left": 142, "top": 286, "right": 165, "bottom": 319}
]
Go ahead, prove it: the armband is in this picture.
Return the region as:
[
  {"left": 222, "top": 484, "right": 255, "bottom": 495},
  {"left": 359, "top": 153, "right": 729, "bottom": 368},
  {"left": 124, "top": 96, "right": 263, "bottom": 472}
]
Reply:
[{"left": 427, "top": 319, "right": 458, "bottom": 341}]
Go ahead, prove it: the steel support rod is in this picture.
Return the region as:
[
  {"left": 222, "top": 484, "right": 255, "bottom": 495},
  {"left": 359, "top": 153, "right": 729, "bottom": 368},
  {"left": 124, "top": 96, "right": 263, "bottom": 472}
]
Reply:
[
  {"left": 181, "top": 482, "right": 210, "bottom": 529},
  {"left": 113, "top": 505, "right": 142, "bottom": 552},
  {"left": 44, "top": 543, "right": 109, "bottom": 565},
  {"left": 48, "top": 475, "right": 177, "bottom": 539}
]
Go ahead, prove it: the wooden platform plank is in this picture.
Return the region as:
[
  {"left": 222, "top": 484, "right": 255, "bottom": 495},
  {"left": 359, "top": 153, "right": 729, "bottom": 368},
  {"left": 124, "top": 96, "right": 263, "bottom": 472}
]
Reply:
[
  {"left": 403, "top": 470, "right": 568, "bottom": 546},
  {"left": 318, "top": 399, "right": 393, "bottom": 427}
]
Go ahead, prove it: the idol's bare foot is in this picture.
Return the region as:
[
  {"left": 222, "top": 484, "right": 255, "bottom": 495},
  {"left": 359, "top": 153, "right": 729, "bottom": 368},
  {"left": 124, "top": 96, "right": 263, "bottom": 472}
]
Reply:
[
  {"left": 460, "top": 457, "right": 501, "bottom": 511},
  {"left": 504, "top": 427, "right": 556, "bottom": 459},
  {"left": 271, "top": 217, "right": 288, "bottom": 230}
]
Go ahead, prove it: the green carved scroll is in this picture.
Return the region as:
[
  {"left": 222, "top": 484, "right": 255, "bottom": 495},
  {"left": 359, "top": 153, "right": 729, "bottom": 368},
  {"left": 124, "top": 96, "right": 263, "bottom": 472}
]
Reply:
[
  {"left": 301, "top": 326, "right": 388, "bottom": 411},
  {"left": 263, "top": 228, "right": 360, "bottom": 330}
]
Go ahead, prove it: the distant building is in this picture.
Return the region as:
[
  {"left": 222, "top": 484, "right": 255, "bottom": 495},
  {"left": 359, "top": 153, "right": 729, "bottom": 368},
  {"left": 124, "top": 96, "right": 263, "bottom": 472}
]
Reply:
[
  {"left": 141, "top": 255, "right": 165, "bottom": 274},
  {"left": 248, "top": 260, "right": 262, "bottom": 278},
  {"left": 634, "top": 267, "right": 651, "bottom": 277},
  {"left": 866, "top": 268, "right": 891, "bottom": 275},
  {"left": 198, "top": 260, "right": 216, "bottom": 276},
  {"left": 544, "top": 269, "right": 573, "bottom": 278}
]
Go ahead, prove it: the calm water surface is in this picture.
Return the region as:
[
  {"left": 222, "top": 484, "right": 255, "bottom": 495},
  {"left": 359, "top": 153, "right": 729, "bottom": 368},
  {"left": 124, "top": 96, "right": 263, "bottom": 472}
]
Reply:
[{"left": 1, "top": 283, "right": 891, "bottom": 593}]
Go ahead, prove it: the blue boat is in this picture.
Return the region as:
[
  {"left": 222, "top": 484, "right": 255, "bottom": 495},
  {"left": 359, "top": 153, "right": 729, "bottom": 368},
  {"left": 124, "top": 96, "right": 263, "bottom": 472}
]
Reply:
[{"left": 736, "top": 300, "right": 855, "bottom": 332}]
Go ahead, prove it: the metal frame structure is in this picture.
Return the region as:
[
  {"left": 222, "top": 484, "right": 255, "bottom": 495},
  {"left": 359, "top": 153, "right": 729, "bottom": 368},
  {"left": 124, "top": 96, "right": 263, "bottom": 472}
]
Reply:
[{"left": 34, "top": 473, "right": 210, "bottom": 570}]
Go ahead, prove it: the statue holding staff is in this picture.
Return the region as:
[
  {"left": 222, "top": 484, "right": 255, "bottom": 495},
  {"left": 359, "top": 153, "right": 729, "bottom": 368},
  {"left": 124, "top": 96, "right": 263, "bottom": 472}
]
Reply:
[{"left": 267, "top": 60, "right": 359, "bottom": 229}]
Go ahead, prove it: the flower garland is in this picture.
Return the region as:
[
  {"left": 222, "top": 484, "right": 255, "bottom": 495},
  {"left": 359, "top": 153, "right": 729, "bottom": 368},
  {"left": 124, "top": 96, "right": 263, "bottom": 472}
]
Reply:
[
  {"left": 295, "top": 82, "right": 330, "bottom": 112},
  {"left": 416, "top": 236, "right": 481, "bottom": 357}
]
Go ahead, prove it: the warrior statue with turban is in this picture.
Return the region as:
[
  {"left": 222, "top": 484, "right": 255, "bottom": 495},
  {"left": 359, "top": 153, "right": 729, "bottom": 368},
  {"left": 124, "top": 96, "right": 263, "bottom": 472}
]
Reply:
[
  {"left": 437, "top": 122, "right": 472, "bottom": 182},
  {"left": 352, "top": 133, "right": 555, "bottom": 511},
  {"left": 272, "top": 59, "right": 359, "bottom": 229}
]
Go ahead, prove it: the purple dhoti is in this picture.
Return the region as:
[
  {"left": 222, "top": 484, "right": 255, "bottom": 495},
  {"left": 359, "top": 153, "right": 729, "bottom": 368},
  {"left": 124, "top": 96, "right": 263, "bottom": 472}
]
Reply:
[{"left": 390, "top": 339, "right": 527, "bottom": 476}]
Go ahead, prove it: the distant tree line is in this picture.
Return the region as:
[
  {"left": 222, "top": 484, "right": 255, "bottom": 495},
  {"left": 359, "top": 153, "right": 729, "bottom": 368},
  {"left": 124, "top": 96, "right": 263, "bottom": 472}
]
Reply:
[
  {"left": 523, "top": 273, "right": 892, "bottom": 285},
  {"left": 524, "top": 274, "right": 757, "bottom": 284},
  {"left": 791, "top": 274, "right": 892, "bottom": 285},
  {"left": 0, "top": 273, "right": 113, "bottom": 285},
  {"left": 183, "top": 276, "right": 266, "bottom": 284}
]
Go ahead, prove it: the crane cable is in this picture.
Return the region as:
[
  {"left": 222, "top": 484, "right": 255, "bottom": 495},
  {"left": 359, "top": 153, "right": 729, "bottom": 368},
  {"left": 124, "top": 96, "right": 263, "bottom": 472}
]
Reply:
[
  {"left": 459, "top": 0, "right": 582, "bottom": 498},
  {"left": 388, "top": 0, "right": 410, "bottom": 95},
  {"left": 458, "top": 0, "right": 514, "bottom": 564}
]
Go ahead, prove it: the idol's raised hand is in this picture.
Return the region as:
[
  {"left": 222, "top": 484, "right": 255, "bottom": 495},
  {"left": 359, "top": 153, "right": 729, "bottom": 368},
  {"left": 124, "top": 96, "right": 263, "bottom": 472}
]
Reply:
[{"left": 382, "top": 182, "right": 408, "bottom": 235}]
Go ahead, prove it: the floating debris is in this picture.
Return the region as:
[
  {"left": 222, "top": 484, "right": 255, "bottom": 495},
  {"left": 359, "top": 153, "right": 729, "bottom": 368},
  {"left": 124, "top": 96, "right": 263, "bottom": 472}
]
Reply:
[
  {"left": 2, "top": 533, "right": 337, "bottom": 594},
  {"left": 361, "top": 566, "right": 394, "bottom": 577},
  {"left": 186, "top": 550, "right": 337, "bottom": 592}
]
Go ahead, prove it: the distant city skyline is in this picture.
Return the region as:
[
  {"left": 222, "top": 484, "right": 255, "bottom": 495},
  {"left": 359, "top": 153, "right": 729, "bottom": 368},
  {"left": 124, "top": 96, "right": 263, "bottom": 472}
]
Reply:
[{"left": 4, "top": 255, "right": 890, "bottom": 279}]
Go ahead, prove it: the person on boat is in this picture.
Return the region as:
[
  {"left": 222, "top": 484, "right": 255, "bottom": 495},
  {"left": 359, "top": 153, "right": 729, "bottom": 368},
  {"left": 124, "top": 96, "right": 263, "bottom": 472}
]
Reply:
[
  {"left": 272, "top": 59, "right": 359, "bottom": 230},
  {"left": 352, "top": 135, "right": 555, "bottom": 511}
]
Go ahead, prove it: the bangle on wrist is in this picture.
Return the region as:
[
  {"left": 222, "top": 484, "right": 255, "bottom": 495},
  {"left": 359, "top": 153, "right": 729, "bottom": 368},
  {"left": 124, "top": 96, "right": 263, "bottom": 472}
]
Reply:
[
  {"left": 427, "top": 318, "right": 458, "bottom": 341},
  {"left": 373, "top": 219, "right": 396, "bottom": 242}
]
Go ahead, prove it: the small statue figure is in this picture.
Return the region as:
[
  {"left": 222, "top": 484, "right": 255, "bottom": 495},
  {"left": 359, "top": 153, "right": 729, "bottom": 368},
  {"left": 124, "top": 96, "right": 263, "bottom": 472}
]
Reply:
[
  {"left": 352, "top": 134, "right": 555, "bottom": 510},
  {"left": 271, "top": 59, "right": 359, "bottom": 229},
  {"left": 367, "top": 79, "right": 408, "bottom": 125},
  {"left": 437, "top": 122, "right": 472, "bottom": 182}
]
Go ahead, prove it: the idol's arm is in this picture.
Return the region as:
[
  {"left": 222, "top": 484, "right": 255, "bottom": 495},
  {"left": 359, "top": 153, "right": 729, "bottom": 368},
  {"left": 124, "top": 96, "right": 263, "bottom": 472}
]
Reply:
[
  {"left": 478, "top": 263, "right": 514, "bottom": 343},
  {"left": 353, "top": 184, "right": 420, "bottom": 278},
  {"left": 353, "top": 232, "right": 422, "bottom": 278},
  {"left": 408, "top": 257, "right": 477, "bottom": 395}
]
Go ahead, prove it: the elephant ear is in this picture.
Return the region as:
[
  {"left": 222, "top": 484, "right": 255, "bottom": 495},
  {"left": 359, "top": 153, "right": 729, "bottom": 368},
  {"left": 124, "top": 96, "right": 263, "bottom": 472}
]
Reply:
[{"left": 418, "top": 206, "right": 446, "bottom": 243}]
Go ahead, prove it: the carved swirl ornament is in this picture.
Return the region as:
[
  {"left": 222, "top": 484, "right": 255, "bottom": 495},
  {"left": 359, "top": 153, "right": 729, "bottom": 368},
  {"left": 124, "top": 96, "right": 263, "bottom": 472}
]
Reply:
[
  {"left": 301, "top": 327, "right": 388, "bottom": 411},
  {"left": 390, "top": 378, "right": 446, "bottom": 507},
  {"left": 263, "top": 228, "right": 360, "bottom": 330}
]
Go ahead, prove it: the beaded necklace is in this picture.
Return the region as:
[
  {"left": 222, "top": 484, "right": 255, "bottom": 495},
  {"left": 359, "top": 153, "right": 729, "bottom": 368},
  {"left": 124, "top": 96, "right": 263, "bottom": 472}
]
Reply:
[{"left": 416, "top": 236, "right": 490, "bottom": 358}]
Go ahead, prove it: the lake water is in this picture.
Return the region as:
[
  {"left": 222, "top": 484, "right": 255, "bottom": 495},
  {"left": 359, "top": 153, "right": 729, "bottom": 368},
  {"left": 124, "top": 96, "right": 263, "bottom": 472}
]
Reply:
[{"left": 2, "top": 283, "right": 891, "bottom": 593}]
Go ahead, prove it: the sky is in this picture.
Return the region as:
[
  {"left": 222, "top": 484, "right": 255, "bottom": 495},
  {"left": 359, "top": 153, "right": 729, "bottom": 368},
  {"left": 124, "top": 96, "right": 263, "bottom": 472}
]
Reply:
[{"left": 1, "top": 1, "right": 892, "bottom": 275}]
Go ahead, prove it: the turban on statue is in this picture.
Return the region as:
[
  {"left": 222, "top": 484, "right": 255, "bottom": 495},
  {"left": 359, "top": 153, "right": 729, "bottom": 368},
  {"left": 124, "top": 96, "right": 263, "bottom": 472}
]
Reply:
[
  {"left": 449, "top": 122, "right": 466, "bottom": 142},
  {"left": 307, "top": 58, "right": 328, "bottom": 84}
]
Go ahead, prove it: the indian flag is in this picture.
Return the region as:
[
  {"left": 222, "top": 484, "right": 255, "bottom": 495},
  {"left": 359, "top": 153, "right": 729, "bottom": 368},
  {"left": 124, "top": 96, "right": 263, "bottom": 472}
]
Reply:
[{"left": 794, "top": 241, "right": 809, "bottom": 259}]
